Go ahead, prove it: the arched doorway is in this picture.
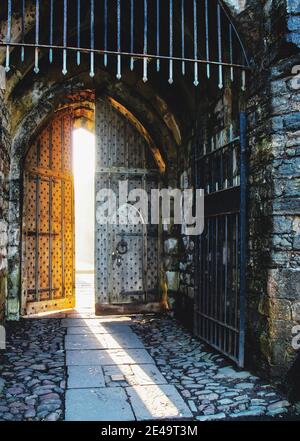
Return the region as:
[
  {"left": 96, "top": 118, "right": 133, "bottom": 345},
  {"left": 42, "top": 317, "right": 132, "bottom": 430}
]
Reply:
[{"left": 21, "top": 95, "right": 164, "bottom": 315}]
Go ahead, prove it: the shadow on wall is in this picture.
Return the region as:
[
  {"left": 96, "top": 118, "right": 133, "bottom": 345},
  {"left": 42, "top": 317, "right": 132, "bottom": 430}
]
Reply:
[{"left": 287, "top": 351, "right": 300, "bottom": 404}]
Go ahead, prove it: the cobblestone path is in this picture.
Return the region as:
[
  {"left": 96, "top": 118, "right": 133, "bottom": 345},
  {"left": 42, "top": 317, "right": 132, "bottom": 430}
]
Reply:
[
  {"left": 132, "top": 316, "right": 294, "bottom": 420},
  {"left": 0, "top": 319, "right": 66, "bottom": 421},
  {"left": 0, "top": 314, "right": 297, "bottom": 421}
]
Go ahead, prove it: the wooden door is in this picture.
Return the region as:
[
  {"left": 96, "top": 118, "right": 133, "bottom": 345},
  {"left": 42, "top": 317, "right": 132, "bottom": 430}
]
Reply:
[
  {"left": 94, "top": 98, "right": 160, "bottom": 313},
  {"left": 22, "top": 111, "right": 75, "bottom": 315}
]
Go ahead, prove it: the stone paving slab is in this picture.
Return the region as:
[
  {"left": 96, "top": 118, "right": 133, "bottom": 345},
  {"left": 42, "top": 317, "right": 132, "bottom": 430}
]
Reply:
[
  {"left": 67, "top": 366, "right": 105, "bottom": 389},
  {"left": 66, "top": 348, "right": 155, "bottom": 366},
  {"left": 62, "top": 318, "right": 132, "bottom": 327},
  {"left": 126, "top": 385, "right": 193, "bottom": 420},
  {"left": 65, "top": 333, "right": 144, "bottom": 350},
  {"left": 103, "top": 364, "right": 168, "bottom": 387},
  {"left": 67, "top": 326, "right": 128, "bottom": 335},
  {"left": 65, "top": 388, "right": 135, "bottom": 421}
]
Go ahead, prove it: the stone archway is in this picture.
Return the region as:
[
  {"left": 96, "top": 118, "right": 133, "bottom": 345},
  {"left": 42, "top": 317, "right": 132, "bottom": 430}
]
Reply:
[{"left": 6, "top": 72, "right": 178, "bottom": 320}]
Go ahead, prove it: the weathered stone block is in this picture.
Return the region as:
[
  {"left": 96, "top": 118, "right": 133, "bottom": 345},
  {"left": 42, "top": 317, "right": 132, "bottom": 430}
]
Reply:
[
  {"left": 292, "top": 302, "right": 300, "bottom": 321},
  {"left": 259, "top": 296, "right": 292, "bottom": 321},
  {"left": 267, "top": 269, "right": 300, "bottom": 301},
  {"left": 267, "top": 318, "right": 296, "bottom": 341}
]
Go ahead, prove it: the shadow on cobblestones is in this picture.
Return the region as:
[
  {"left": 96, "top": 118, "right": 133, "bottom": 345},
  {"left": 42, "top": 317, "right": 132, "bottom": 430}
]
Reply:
[
  {"left": 0, "top": 319, "right": 66, "bottom": 421},
  {"left": 131, "top": 315, "right": 298, "bottom": 421}
]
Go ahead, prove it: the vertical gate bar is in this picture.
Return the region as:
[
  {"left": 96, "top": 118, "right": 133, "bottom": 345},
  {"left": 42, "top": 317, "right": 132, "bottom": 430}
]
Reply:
[
  {"left": 210, "top": 219, "right": 214, "bottom": 341},
  {"left": 217, "top": 3, "right": 223, "bottom": 88},
  {"left": 130, "top": 0, "right": 134, "bottom": 71},
  {"left": 229, "top": 214, "right": 235, "bottom": 354},
  {"left": 206, "top": 219, "right": 210, "bottom": 340},
  {"left": 219, "top": 215, "right": 224, "bottom": 344},
  {"left": 229, "top": 23, "right": 234, "bottom": 81},
  {"left": 209, "top": 217, "right": 212, "bottom": 341},
  {"left": 235, "top": 212, "right": 239, "bottom": 357},
  {"left": 156, "top": 0, "right": 160, "bottom": 72},
  {"left": 21, "top": 0, "right": 25, "bottom": 62},
  {"left": 205, "top": 0, "right": 210, "bottom": 78},
  {"left": 202, "top": 219, "right": 205, "bottom": 338},
  {"left": 90, "top": 0, "right": 95, "bottom": 77},
  {"left": 49, "top": 0, "right": 54, "bottom": 63},
  {"left": 242, "top": 69, "right": 246, "bottom": 91},
  {"left": 212, "top": 217, "right": 216, "bottom": 342},
  {"left": 234, "top": 215, "right": 237, "bottom": 355},
  {"left": 193, "top": 0, "right": 198, "bottom": 86},
  {"left": 168, "top": 0, "right": 173, "bottom": 84},
  {"left": 200, "top": 218, "right": 203, "bottom": 337},
  {"left": 233, "top": 213, "right": 237, "bottom": 340},
  {"left": 181, "top": 0, "right": 185, "bottom": 75},
  {"left": 5, "top": 0, "right": 12, "bottom": 72},
  {"left": 104, "top": 0, "right": 108, "bottom": 66},
  {"left": 238, "top": 111, "right": 247, "bottom": 367},
  {"left": 223, "top": 214, "right": 228, "bottom": 351},
  {"left": 204, "top": 221, "right": 207, "bottom": 338},
  {"left": 116, "top": 0, "right": 121, "bottom": 79},
  {"left": 219, "top": 215, "right": 223, "bottom": 336},
  {"left": 212, "top": 218, "right": 215, "bottom": 344},
  {"left": 194, "top": 147, "right": 199, "bottom": 332},
  {"left": 143, "top": 0, "right": 148, "bottom": 82},
  {"left": 215, "top": 217, "right": 219, "bottom": 346},
  {"left": 194, "top": 143, "right": 199, "bottom": 335},
  {"left": 34, "top": 0, "right": 40, "bottom": 74},
  {"left": 77, "top": 0, "right": 81, "bottom": 65},
  {"left": 62, "top": 0, "right": 67, "bottom": 75}
]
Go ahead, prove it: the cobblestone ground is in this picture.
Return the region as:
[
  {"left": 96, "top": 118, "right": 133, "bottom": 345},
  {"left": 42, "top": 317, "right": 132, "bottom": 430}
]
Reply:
[
  {"left": 0, "top": 319, "right": 66, "bottom": 421},
  {"left": 0, "top": 315, "right": 297, "bottom": 421},
  {"left": 132, "top": 315, "right": 295, "bottom": 420}
]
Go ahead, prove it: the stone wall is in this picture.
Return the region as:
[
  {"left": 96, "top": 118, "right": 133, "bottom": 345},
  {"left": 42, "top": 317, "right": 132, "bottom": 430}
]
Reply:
[
  {"left": 244, "top": 0, "right": 300, "bottom": 379},
  {"left": 246, "top": 51, "right": 300, "bottom": 378},
  {"left": 0, "top": 88, "right": 11, "bottom": 324}
]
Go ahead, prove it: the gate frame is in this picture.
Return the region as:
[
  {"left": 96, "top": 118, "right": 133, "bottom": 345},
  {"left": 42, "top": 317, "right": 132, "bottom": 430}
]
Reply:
[{"left": 193, "top": 111, "right": 247, "bottom": 368}]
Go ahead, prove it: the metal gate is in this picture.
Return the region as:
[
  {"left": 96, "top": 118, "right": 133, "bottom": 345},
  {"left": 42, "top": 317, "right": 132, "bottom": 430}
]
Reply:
[
  {"left": 22, "top": 111, "right": 75, "bottom": 315},
  {"left": 194, "top": 113, "right": 246, "bottom": 367},
  {"left": 95, "top": 98, "right": 161, "bottom": 314},
  {"left": 1, "top": 0, "right": 249, "bottom": 87}
]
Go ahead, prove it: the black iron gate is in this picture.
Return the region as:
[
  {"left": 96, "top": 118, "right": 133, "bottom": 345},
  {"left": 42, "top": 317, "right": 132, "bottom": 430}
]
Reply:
[{"left": 194, "top": 112, "right": 246, "bottom": 367}]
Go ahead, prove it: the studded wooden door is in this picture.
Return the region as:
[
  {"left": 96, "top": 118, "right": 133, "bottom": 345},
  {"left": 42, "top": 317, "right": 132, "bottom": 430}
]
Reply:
[
  {"left": 22, "top": 111, "right": 75, "bottom": 315},
  {"left": 95, "top": 98, "right": 160, "bottom": 313}
]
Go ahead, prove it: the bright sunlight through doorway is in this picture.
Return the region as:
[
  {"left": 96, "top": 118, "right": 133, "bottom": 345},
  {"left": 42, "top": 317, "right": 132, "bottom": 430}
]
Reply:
[{"left": 73, "top": 128, "right": 95, "bottom": 309}]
